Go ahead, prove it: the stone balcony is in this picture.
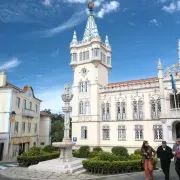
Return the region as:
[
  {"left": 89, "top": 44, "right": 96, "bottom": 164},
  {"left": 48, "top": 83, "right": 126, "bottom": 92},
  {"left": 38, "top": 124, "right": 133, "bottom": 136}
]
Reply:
[
  {"left": 22, "top": 108, "right": 35, "bottom": 118},
  {"left": 159, "top": 109, "right": 180, "bottom": 119}
]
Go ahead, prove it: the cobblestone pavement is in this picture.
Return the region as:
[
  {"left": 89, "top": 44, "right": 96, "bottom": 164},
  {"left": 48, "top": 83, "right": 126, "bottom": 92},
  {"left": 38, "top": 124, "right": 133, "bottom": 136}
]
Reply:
[{"left": 0, "top": 162, "right": 179, "bottom": 180}]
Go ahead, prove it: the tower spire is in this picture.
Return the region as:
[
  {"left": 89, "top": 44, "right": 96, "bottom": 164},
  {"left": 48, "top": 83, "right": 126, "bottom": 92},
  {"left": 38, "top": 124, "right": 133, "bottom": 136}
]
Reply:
[
  {"left": 105, "top": 35, "right": 110, "bottom": 46},
  {"left": 158, "top": 58, "right": 163, "bottom": 70},
  {"left": 72, "top": 27, "right": 77, "bottom": 43},
  {"left": 83, "top": 1, "right": 99, "bottom": 41},
  {"left": 178, "top": 39, "right": 180, "bottom": 61}
]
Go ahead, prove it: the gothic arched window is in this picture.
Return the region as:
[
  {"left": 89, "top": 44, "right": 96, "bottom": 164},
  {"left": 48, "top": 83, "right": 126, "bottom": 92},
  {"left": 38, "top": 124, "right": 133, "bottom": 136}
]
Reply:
[
  {"left": 138, "top": 100, "right": 143, "bottom": 120},
  {"left": 101, "top": 103, "right": 105, "bottom": 120},
  {"left": 133, "top": 100, "right": 138, "bottom": 120},
  {"left": 122, "top": 101, "right": 126, "bottom": 120},
  {"left": 118, "top": 125, "right": 126, "bottom": 140},
  {"left": 85, "top": 101, "right": 89, "bottom": 115},
  {"left": 79, "top": 101, "right": 84, "bottom": 115},
  {"left": 151, "top": 99, "right": 156, "bottom": 119},
  {"left": 84, "top": 81, "right": 88, "bottom": 92},
  {"left": 102, "top": 125, "right": 110, "bottom": 140},
  {"left": 106, "top": 103, "right": 110, "bottom": 120},
  {"left": 117, "top": 102, "right": 121, "bottom": 120},
  {"left": 80, "top": 52, "right": 82, "bottom": 61},
  {"left": 150, "top": 98, "right": 161, "bottom": 119},
  {"left": 157, "top": 98, "right": 161, "bottom": 118}
]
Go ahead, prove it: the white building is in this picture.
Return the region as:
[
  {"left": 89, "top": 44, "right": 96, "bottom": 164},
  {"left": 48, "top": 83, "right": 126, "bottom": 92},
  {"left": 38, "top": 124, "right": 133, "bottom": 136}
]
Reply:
[
  {"left": 0, "top": 72, "right": 51, "bottom": 161},
  {"left": 71, "top": 3, "right": 180, "bottom": 153}
]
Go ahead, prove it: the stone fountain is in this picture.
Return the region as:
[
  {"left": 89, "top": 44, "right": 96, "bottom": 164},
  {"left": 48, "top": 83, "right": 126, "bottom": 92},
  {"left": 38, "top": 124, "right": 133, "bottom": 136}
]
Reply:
[{"left": 29, "top": 84, "right": 85, "bottom": 174}]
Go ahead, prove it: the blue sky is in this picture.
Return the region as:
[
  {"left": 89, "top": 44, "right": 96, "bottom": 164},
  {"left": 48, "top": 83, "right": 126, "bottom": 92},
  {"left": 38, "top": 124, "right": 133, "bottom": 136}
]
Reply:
[{"left": 0, "top": 0, "right": 180, "bottom": 112}]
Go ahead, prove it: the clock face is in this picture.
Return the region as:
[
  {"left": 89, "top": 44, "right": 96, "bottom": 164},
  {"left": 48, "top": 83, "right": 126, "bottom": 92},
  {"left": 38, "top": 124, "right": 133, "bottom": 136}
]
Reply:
[{"left": 81, "top": 68, "right": 87, "bottom": 75}]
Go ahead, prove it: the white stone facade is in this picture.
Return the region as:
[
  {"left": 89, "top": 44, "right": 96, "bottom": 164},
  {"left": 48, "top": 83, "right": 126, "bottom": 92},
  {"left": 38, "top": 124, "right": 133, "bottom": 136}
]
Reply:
[{"left": 71, "top": 7, "right": 180, "bottom": 153}]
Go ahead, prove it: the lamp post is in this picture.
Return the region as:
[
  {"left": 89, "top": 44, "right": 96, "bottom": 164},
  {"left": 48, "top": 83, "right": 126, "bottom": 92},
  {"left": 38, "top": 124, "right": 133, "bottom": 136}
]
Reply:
[{"left": 8, "top": 111, "right": 16, "bottom": 159}]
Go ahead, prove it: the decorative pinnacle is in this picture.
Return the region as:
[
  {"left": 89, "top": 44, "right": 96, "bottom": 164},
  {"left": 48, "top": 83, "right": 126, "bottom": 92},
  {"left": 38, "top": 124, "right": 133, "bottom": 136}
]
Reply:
[
  {"left": 105, "top": 35, "right": 110, "bottom": 46},
  {"left": 88, "top": 1, "right": 94, "bottom": 11},
  {"left": 158, "top": 58, "right": 163, "bottom": 70},
  {"left": 72, "top": 30, "right": 77, "bottom": 43}
]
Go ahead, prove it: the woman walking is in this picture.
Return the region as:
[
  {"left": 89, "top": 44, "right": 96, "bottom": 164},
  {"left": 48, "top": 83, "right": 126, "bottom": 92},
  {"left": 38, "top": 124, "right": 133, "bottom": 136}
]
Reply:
[{"left": 141, "top": 141, "right": 156, "bottom": 180}]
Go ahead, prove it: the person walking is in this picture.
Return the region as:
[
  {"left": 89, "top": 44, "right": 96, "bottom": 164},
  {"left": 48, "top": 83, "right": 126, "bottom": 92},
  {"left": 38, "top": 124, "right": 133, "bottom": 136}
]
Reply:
[
  {"left": 141, "top": 140, "right": 156, "bottom": 180},
  {"left": 172, "top": 138, "right": 180, "bottom": 179},
  {"left": 157, "top": 141, "right": 174, "bottom": 180}
]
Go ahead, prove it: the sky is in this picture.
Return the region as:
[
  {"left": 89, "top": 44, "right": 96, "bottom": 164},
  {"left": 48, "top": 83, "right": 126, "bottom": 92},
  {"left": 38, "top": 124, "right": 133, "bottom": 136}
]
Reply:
[{"left": 0, "top": 0, "right": 180, "bottom": 113}]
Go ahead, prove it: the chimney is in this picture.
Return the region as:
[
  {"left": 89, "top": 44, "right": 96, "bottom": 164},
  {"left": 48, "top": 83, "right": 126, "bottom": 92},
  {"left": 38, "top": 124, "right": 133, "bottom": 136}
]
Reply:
[{"left": 0, "top": 72, "right": 7, "bottom": 87}]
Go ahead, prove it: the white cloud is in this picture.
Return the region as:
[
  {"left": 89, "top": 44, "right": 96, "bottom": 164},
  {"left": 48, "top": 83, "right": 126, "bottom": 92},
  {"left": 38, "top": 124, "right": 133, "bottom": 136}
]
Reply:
[
  {"left": 162, "top": 1, "right": 180, "bottom": 13},
  {"left": 52, "top": 48, "right": 59, "bottom": 57},
  {"left": 149, "top": 19, "right": 160, "bottom": 26},
  {"left": 36, "top": 86, "right": 64, "bottom": 113},
  {"left": 0, "top": 57, "right": 20, "bottom": 71},
  {"left": 128, "top": 22, "right": 135, "bottom": 26},
  {"left": 39, "top": 10, "right": 86, "bottom": 37},
  {"left": 97, "top": 1, "right": 120, "bottom": 18},
  {"left": 42, "top": 0, "right": 51, "bottom": 6}
]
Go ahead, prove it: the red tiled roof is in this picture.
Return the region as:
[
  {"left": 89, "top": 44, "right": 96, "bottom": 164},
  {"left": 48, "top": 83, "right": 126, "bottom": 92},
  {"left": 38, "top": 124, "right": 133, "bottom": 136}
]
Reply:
[{"left": 107, "top": 77, "right": 159, "bottom": 87}]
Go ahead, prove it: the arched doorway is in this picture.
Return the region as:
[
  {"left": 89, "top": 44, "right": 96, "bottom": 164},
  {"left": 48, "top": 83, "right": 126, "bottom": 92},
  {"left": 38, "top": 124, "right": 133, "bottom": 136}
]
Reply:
[{"left": 176, "top": 122, "right": 180, "bottom": 138}]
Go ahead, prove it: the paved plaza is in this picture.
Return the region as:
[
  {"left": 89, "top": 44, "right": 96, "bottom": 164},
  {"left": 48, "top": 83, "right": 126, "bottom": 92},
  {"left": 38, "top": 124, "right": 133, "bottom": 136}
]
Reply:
[{"left": 0, "top": 162, "right": 178, "bottom": 180}]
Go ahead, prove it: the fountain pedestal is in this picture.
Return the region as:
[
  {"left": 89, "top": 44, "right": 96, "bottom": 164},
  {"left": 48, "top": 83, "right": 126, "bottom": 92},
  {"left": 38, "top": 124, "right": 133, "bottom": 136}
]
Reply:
[{"left": 29, "top": 84, "right": 85, "bottom": 174}]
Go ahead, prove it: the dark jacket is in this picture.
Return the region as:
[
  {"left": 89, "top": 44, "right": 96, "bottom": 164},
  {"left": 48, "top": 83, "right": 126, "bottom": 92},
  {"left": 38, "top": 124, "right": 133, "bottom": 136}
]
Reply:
[
  {"left": 141, "top": 146, "right": 156, "bottom": 164},
  {"left": 157, "top": 145, "right": 173, "bottom": 163}
]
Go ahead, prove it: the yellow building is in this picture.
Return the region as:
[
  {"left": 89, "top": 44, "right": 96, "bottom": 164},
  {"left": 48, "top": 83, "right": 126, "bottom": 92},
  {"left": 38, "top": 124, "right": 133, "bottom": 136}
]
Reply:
[{"left": 0, "top": 72, "right": 41, "bottom": 161}]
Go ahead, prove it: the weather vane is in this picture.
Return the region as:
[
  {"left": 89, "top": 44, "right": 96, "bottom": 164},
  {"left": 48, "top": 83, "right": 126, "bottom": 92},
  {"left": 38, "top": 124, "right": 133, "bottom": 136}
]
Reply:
[{"left": 88, "top": 1, "right": 94, "bottom": 10}]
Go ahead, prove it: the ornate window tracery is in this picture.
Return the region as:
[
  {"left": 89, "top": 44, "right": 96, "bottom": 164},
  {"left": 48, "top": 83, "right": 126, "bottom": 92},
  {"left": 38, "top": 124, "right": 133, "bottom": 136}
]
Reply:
[
  {"left": 118, "top": 125, "right": 126, "bottom": 140},
  {"left": 116, "top": 101, "right": 126, "bottom": 120},
  {"left": 102, "top": 125, "right": 110, "bottom": 140},
  {"left": 170, "top": 94, "right": 180, "bottom": 109},
  {"left": 106, "top": 103, "right": 110, "bottom": 120},
  {"left": 81, "top": 126, "right": 87, "bottom": 139},
  {"left": 135, "top": 125, "right": 143, "bottom": 140},
  {"left": 133, "top": 99, "right": 143, "bottom": 120},
  {"left": 101, "top": 103, "right": 105, "bottom": 120},
  {"left": 153, "top": 125, "right": 163, "bottom": 140},
  {"left": 79, "top": 82, "right": 84, "bottom": 92},
  {"left": 85, "top": 101, "right": 90, "bottom": 115},
  {"left": 79, "top": 101, "right": 84, "bottom": 115},
  {"left": 150, "top": 98, "right": 161, "bottom": 119}
]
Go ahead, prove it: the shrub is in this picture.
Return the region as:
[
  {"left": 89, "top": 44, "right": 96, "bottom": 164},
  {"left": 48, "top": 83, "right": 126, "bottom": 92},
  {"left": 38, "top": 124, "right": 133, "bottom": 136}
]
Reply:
[
  {"left": 128, "top": 154, "right": 141, "bottom": 160},
  {"left": 93, "top": 147, "right": 102, "bottom": 152},
  {"left": 83, "top": 159, "right": 143, "bottom": 174},
  {"left": 112, "top": 146, "right": 128, "bottom": 157},
  {"left": 43, "top": 145, "right": 59, "bottom": 153},
  {"left": 17, "top": 152, "right": 60, "bottom": 167},
  {"left": 134, "top": 149, "right": 141, "bottom": 155},
  {"left": 23, "top": 146, "right": 42, "bottom": 156},
  {"left": 73, "top": 150, "right": 80, "bottom": 158},
  {"left": 79, "top": 146, "right": 90, "bottom": 158}
]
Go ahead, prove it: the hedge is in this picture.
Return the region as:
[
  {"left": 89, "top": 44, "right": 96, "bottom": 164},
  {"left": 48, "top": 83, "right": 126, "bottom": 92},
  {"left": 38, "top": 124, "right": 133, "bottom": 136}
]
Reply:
[
  {"left": 82, "top": 159, "right": 158, "bottom": 174},
  {"left": 112, "top": 146, "right": 128, "bottom": 157},
  {"left": 17, "top": 152, "right": 60, "bottom": 167}
]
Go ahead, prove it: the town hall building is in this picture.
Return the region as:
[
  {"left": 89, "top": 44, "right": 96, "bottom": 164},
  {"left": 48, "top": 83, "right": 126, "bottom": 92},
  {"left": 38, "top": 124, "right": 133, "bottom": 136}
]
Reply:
[{"left": 71, "top": 2, "right": 180, "bottom": 153}]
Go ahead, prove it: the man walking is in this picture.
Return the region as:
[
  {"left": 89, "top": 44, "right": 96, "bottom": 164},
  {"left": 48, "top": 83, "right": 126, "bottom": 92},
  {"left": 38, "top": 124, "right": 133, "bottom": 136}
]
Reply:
[
  {"left": 172, "top": 138, "right": 180, "bottom": 179},
  {"left": 157, "top": 141, "right": 173, "bottom": 180}
]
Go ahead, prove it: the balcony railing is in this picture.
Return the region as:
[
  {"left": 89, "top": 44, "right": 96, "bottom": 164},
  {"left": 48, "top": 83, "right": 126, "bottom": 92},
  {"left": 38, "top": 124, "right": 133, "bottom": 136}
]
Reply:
[
  {"left": 22, "top": 108, "right": 35, "bottom": 118},
  {"left": 159, "top": 109, "right": 180, "bottom": 118}
]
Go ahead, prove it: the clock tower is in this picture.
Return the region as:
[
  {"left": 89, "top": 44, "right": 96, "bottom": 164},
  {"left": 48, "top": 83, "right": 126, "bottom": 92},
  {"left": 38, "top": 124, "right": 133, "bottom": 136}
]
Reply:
[{"left": 70, "top": 1, "right": 112, "bottom": 146}]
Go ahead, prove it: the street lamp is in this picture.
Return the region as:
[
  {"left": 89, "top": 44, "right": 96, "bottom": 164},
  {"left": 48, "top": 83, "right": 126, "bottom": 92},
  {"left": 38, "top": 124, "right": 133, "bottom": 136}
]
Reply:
[{"left": 8, "top": 111, "right": 16, "bottom": 158}]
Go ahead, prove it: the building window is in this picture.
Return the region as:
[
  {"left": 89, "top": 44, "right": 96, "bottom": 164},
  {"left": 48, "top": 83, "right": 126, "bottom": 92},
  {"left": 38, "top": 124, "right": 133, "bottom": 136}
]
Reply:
[
  {"left": 24, "top": 99, "right": 26, "bottom": 109},
  {"left": 79, "top": 82, "right": 84, "bottom": 92},
  {"left": 93, "top": 48, "right": 100, "bottom": 57},
  {"left": 14, "top": 122, "right": 19, "bottom": 133},
  {"left": 41, "top": 142, "right": 45, "bottom": 145},
  {"left": 28, "top": 123, "right": 31, "bottom": 133},
  {"left": 106, "top": 103, "right": 110, "bottom": 120},
  {"left": 107, "top": 56, "right": 111, "bottom": 65},
  {"left": 135, "top": 125, "right": 143, "bottom": 140},
  {"left": 29, "top": 102, "right": 32, "bottom": 110},
  {"left": 81, "top": 126, "right": 87, "bottom": 139},
  {"left": 117, "top": 101, "right": 126, "bottom": 120},
  {"left": 34, "top": 124, "right": 37, "bottom": 133},
  {"left": 80, "top": 52, "right": 82, "bottom": 61},
  {"left": 85, "top": 101, "right": 89, "bottom": 115},
  {"left": 79, "top": 101, "right": 84, "bottom": 115},
  {"left": 72, "top": 53, "right": 77, "bottom": 62},
  {"left": 133, "top": 99, "right": 143, "bottom": 120},
  {"left": 170, "top": 94, "right": 180, "bottom": 109},
  {"left": 22, "top": 122, "right": 25, "bottom": 133},
  {"left": 16, "top": 97, "right": 20, "bottom": 108},
  {"left": 102, "top": 103, "right": 105, "bottom": 120},
  {"left": 102, "top": 125, "right": 110, "bottom": 140},
  {"left": 33, "top": 142, "right": 36, "bottom": 146},
  {"left": 151, "top": 98, "right": 161, "bottom": 119},
  {"left": 153, "top": 125, "right": 163, "bottom": 140},
  {"left": 118, "top": 125, "right": 126, "bottom": 140},
  {"left": 86, "top": 51, "right": 89, "bottom": 60},
  {"left": 35, "top": 104, "right": 38, "bottom": 113},
  {"left": 84, "top": 81, "right": 88, "bottom": 92}
]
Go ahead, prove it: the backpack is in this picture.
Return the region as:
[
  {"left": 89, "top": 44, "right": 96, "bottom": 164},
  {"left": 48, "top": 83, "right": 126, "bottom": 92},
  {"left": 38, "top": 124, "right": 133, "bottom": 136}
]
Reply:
[{"left": 177, "top": 148, "right": 180, "bottom": 159}]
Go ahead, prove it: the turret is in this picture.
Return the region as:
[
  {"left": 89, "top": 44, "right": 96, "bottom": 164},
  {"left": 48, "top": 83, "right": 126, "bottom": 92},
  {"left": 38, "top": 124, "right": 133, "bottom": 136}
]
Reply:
[
  {"left": 105, "top": 35, "right": 110, "bottom": 47},
  {"left": 72, "top": 30, "right": 77, "bottom": 44}
]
